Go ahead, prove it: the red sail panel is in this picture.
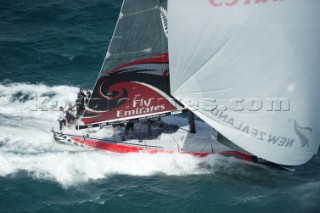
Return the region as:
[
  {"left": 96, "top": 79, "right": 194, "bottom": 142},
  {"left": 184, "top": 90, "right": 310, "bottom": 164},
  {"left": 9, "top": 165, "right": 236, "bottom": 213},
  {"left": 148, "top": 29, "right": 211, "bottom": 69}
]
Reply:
[
  {"left": 81, "top": 1, "right": 182, "bottom": 125},
  {"left": 82, "top": 53, "right": 182, "bottom": 125}
]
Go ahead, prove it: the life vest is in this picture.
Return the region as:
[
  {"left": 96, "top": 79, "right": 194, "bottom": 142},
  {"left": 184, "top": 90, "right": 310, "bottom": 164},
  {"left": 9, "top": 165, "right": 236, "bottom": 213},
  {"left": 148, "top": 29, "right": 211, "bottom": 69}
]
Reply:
[{"left": 66, "top": 107, "right": 74, "bottom": 120}]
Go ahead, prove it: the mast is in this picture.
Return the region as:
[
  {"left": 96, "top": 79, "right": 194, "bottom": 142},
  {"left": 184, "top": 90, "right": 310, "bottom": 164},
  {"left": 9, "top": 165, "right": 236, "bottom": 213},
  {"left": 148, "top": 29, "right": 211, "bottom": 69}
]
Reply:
[{"left": 188, "top": 110, "right": 196, "bottom": 134}]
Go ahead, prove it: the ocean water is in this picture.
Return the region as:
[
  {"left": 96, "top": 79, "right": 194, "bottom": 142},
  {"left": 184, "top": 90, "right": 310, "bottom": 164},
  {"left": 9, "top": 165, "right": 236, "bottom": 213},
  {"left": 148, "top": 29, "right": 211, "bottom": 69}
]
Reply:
[{"left": 1, "top": 1, "right": 320, "bottom": 212}]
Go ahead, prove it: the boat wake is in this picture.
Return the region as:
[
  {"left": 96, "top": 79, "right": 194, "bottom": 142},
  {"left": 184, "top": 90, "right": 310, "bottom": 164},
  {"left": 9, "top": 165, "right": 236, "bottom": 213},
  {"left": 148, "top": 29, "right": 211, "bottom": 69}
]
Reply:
[{"left": 0, "top": 82, "right": 238, "bottom": 187}]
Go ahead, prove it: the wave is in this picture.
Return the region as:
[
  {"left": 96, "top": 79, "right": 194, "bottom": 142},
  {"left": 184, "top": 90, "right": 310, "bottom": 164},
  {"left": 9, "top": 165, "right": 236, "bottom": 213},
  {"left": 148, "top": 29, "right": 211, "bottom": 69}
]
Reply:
[{"left": 0, "top": 82, "right": 230, "bottom": 187}]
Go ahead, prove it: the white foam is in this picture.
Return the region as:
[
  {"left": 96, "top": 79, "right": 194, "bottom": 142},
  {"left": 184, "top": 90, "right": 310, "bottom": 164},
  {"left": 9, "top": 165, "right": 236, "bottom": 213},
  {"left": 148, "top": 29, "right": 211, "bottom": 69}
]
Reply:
[
  {"left": 0, "top": 82, "right": 78, "bottom": 119},
  {"left": 0, "top": 82, "right": 224, "bottom": 187},
  {"left": 0, "top": 151, "right": 218, "bottom": 186}
]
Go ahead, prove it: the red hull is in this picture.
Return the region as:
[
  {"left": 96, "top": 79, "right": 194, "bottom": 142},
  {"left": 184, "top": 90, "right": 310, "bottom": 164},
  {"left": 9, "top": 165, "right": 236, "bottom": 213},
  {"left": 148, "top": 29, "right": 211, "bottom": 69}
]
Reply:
[{"left": 70, "top": 136, "right": 255, "bottom": 162}]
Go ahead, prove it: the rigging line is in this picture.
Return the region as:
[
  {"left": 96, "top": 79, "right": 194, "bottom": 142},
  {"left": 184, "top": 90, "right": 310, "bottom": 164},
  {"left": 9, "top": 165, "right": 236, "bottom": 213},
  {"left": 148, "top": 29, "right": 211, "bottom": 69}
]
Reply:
[
  {"left": 87, "top": 0, "right": 126, "bottom": 108},
  {"left": 122, "top": 6, "right": 158, "bottom": 17},
  {"left": 167, "top": 116, "right": 182, "bottom": 152},
  {"left": 171, "top": 129, "right": 180, "bottom": 152},
  {"left": 179, "top": 127, "right": 189, "bottom": 132},
  {"left": 106, "top": 47, "right": 152, "bottom": 58},
  {"left": 199, "top": 138, "right": 212, "bottom": 154}
]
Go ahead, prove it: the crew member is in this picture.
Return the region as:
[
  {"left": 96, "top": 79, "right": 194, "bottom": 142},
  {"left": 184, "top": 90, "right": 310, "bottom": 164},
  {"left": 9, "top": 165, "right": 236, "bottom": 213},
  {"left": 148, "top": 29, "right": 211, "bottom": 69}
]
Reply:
[
  {"left": 124, "top": 122, "right": 134, "bottom": 135},
  {"left": 86, "top": 88, "right": 91, "bottom": 105},
  {"left": 66, "top": 104, "right": 76, "bottom": 126},
  {"left": 58, "top": 106, "right": 67, "bottom": 131},
  {"left": 76, "top": 88, "right": 85, "bottom": 118}
]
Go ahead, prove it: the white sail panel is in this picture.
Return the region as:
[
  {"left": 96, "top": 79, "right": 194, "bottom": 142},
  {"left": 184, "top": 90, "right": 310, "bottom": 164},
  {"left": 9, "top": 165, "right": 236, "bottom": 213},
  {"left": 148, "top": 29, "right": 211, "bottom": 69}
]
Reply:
[{"left": 168, "top": 0, "right": 320, "bottom": 165}]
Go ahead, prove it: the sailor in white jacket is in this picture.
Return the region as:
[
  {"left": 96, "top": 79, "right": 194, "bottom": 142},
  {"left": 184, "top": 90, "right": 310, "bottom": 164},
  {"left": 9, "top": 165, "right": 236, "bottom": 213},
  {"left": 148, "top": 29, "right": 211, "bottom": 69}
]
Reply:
[{"left": 58, "top": 106, "right": 67, "bottom": 131}]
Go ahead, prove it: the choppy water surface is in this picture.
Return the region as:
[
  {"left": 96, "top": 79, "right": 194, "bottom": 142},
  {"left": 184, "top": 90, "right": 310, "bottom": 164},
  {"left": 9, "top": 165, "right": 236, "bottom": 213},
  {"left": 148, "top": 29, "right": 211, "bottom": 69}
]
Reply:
[{"left": 1, "top": 1, "right": 320, "bottom": 212}]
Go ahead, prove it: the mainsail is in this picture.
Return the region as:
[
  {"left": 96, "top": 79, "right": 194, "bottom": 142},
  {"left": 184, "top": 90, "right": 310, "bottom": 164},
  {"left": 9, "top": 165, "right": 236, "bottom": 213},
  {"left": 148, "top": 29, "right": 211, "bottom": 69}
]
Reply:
[
  {"left": 168, "top": 0, "right": 320, "bottom": 165},
  {"left": 81, "top": 0, "right": 182, "bottom": 126}
]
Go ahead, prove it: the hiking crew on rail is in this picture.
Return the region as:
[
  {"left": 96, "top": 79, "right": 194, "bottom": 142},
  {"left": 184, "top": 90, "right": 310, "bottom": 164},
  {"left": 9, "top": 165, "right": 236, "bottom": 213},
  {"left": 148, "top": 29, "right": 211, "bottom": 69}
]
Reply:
[{"left": 57, "top": 87, "right": 91, "bottom": 130}]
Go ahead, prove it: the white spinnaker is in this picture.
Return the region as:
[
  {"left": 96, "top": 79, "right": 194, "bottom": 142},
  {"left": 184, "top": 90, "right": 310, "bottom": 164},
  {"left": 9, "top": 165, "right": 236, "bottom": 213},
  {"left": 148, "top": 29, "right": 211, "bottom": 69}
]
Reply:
[{"left": 168, "top": 0, "right": 320, "bottom": 165}]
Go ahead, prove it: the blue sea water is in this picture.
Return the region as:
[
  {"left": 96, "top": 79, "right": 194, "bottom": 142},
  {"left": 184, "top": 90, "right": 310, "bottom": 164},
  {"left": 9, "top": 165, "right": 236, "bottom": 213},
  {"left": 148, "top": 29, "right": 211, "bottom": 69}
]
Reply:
[{"left": 1, "top": 1, "right": 320, "bottom": 212}]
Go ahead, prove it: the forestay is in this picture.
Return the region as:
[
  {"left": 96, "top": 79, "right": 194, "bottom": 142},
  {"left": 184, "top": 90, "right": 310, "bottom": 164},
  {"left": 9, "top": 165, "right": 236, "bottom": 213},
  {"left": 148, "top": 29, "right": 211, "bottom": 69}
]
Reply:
[
  {"left": 168, "top": 0, "right": 320, "bottom": 165},
  {"left": 81, "top": 0, "right": 182, "bottom": 126}
]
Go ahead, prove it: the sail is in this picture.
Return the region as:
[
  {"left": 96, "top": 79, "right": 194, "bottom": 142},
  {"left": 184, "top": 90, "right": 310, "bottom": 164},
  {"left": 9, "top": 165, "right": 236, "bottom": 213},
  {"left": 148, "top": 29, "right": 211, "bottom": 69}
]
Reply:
[
  {"left": 168, "top": 0, "right": 320, "bottom": 165},
  {"left": 82, "top": 0, "right": 182, "bottom": 126}
]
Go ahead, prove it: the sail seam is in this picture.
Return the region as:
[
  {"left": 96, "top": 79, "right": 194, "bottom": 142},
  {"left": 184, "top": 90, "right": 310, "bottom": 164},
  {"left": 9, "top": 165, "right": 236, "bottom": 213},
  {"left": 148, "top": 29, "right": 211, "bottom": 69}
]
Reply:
[
  {"left": 173, "top": 26, "right": 241, "bottom": 93},
  {"left": 106, "top": 48, "right": 152, "bottom": 58},
  {"left": 122, "top": 6, "right": 158, "bottom": 17}
]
